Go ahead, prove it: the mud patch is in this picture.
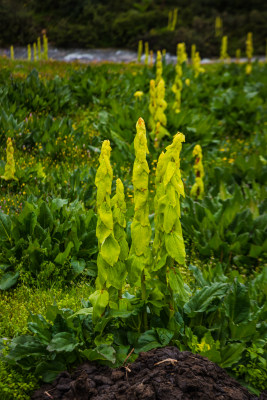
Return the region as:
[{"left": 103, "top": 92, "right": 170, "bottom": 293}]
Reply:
[{"left": 32, "top": 346, "right": 266, "bottom": 399}]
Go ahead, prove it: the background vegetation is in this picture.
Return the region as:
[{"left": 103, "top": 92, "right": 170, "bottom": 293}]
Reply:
[{"left": 0, "top": 0, "right": 267, "bottom": 56}]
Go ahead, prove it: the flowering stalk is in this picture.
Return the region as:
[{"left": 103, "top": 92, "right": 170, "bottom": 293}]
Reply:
[
  {"left": 144, "top": 42, "right": 149, "bottom": 66},
  {"left": 153, "top": 133, "right": 188, "bottom": 320},
  {"left": 149, "top": 79, "right": 156, "bottom": 130},
  {"left": 215, "top": 16, "right": 222, "bottom": 37},
  {"left": 37, "top": 37, "right": 41, "bottom": 60},
  {"left": 27, "top": 44, "right": 31, "bottom": 61},
  {"left": 190, "top": 144, "right": 205, "bottom": 200},
  {"left": 10, "top": 46, "right": 14, "bottom": 61},
  {"left": 43, "top": 34, "right": 48, "bottom": 60},
  {"left": 193, "top": 52, "right": 205, "bottom": 78},
  {"left": 172, "top": 43, "right": 183, "bottom": 113},
  {"left": 33, "top": 43, "right": 37, "bottom": 61},
  {"left": 137, "top": 40, "right": 143, "bottom": 63},
  {"left": 129, "top": 118, "right": 151, "bottom": 329},
  {"left": 90, "top": 140, "right": 120, "bottom": 322},
  {"left": 168, "top": 8, "right": 178, "bottom": 31},
  {"left": 191, "top": 44, "right": 196, "bottom": 65},
  {"left": 155, "top": 50, "right": 162, "bottom": 85},
  {"left": 246, "top": 32, "right": 253, "bottom": 75},
  {"left": 154, "top": 79, "right": 169, "bottom": 147},
  {"left": 220, "top": 36, "right": 229, "bottom": 62},
  {"left": 1, "top": 138, "right": 17, "bottom": 181}
]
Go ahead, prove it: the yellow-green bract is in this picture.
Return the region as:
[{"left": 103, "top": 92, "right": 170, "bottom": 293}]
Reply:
[
  {"left": 137, "top": 40, "right": 143, "bottom": 63},
  {"left": 190, "top": 144, "right": 205, "bottom": 199},
  {"left": 154, "top": 132, "right": 186, "bottom": 267},
  {"left": 1, "top": 138, "right": 17, "bottom": 181},
  {"left": 129, "top": 118, "right": 151, "bottom": 275}
]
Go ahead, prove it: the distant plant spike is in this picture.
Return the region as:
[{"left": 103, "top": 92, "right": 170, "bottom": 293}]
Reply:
[
  {"left": 144, "top": 42, "right": 149, "bottom": 66},
  {"left": 171, "top": 8, "right": 178, "bottom": 31},
  {"left": 33, "top": 43, "right": 37, "bottom": 61},
  {"left": 43, "top": 34, "right": 48, "bottom": 60},
  {"left": 246, "top": 32, "right": 253, "bottom": 75},
  {"left": 220, "top": 36, "right": 229, "bottom": 61},
  {"left": 193, "top": 52, "right": 205, "bottom": 78},
  {"left": 154, "top": 79, "right": 169, "bottom": 147},
  {"left": 190, "top": 144, "right": 205, "bottom": 199},
  {"left": 215, "top": 16, "right": 222, "bottom": 37},
  {"left": 246, "top": 32, "right": 253, "bottom": 60},
  {"left": 191, "top": 44, "right": 196, "bottom": 65},
  {"left": 149, "top": 79, "right": 156, "bottom": 129},
  {"left": 167, "top": 10, "right": 172, "bottom": 30},
  {"left": 10, "top": 46, "right": 14, "bottom": 60},
  {"left": 27, "top": 44, "right": 31, "bottom": 61},
  {"left": 1, "top": 137, "right": 17, "bottom": 181},
  {"left": 156, "top": 50, "right": 162, "bottom": 85},
  {"left": 37, "top": 37, "right": 41, "bottom": 60},
  {"left": 137, "top": 40, "right": 143, "bottom": 63}
]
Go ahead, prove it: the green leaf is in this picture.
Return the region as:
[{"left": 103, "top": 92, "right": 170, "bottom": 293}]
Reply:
[
  {"left": 54, "top": 241, "right": 74, "bottom": 265},
  {"left": 0, "top": 213, "right": 11, "bottom": 242},
  {"left": 135, "top": 330, "right": 162, "bottom": 353},
  {"left": 101, "top": 234, "right": 120, "bottom": 266},
  {"left": 0, "top": 271, "right": 19, "bottom": 290},
  {"left": 82, "top": 344, "right": 116, "bottom": 364},
  {"left": 71, "top": 258, "right": 86, "bottom": 274},
  {"left": 89, "top": 289, "right": 109, "bottom": 322},
  {"left": 156, "top": 328, "right": 174, "bottom": 346},
  {"left": 35, "top": 361, "right": 66, "bottom": 383},
  {"left": 225, "top": 280, "right": 250, "bottom": 324},
  {"left": 165, "top": 232, "right": 185, "bottom": 264},
  {"left": 47, "top": 332, "right": 78, "bottom": 352},
  {"left": 167, "top": 268, "right": 189, "bottom": 301},
  {"left": 184, "top": 283, "right": 228, "bottom": 317},
  {"left": 38, "top": 202, "right": 53, "bottom": 230},
  {"left": 8, "top": 336, "right": 46, "bottom": 361},
  {"left": 220, "top": 343, "right": 244, "bottom": 368}
]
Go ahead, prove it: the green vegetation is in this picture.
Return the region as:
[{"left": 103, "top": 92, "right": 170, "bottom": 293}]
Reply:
[
  {"left": 0, "top": 55, "right": 266, "bottom": 398},
  {"left": 0, "top": 0, "right": 267, "bottom": 57}
]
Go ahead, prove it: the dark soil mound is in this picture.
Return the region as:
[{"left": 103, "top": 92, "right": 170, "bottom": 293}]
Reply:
[{"left": 32, "top": 346, "right": 266, "bottom": 400}]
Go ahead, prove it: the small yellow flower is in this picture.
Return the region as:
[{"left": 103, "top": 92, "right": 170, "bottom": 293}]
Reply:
[
  {"left": 185, "top": 78, "right": 190, "bottom": 86},
  {"left": 134, "top": 91, "right": 144, "bottom": 100}
]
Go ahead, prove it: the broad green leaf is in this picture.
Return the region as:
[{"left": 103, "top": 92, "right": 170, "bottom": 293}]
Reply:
[
  {"left": 184, "top": 283, "right": 228, "bottom": 317},
  {"left": 0, "top": 213, "right": 11, "bottom": 242},
  {"left": 35, "top": 360, "right": 66, "bottom": 383},
  {"left": 0, "top": 271, "right": 19, "bottom": 290},
  {"left": 54, "top": 241, "right": 74, "bottom": 265},
  {"left": 71, "top": 258, "right": 86, "bottom": 274},
  {"left": 38, "top": 202, "right": 53, "bottom": 230},
  {"left": 156, "top": 328, "right": 174, "bottom": 346},
  {"left": 89, "top": 289, "right": 109, "bottom": 322},
  {"left": 135, "top": 330, "right": 162, "bottom": 353},
  {"left": 225, "top": 280, "right": 250, "bottom": 324},
  {"left": 101, "top": 234, "right": 120, "bottom": 266},
  {"left": 8, "top": 336, "right": 46, "bottom": 361},
  {"left": 167, "top": 267, "right": 189, "bottom": 301},
  {"left": 165, "top": 232, "right": 185, "bottom": 264},
  {"left": 163, "top": 205, "right": 176, "bottom": 233},
  {"left": 47, "top": 332, "right": 78, "bottom": 352},
  {"left": 220, "top": 343, "right": 244, "bottom": 368},
  {"left": 82, "top": 344, "right": 116, "bottom": 364}
]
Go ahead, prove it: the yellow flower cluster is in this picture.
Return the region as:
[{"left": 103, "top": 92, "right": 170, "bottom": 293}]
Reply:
[{"left": 190, "top": 144, "right": 204, "bottom": 199}]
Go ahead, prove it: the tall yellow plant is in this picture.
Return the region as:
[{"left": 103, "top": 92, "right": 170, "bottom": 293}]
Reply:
[
  {"left": 137, "top": 40, "right": 143, "bottom": 63},
  {"left": 193, "top": 52, "right": 204, "bottom": 78},
  {"left": 1, "top": 138, "right": 17, "bottom": 181},
  {"left": 215, "top": 16, "right": 222, "bottom": 37},
  {"left": 144, "top": 42, "right": 149, "bottom": 66},
  {"left": 156, "top": 50, "right": 162, "bottom": 85},
  {"left": 190, "top": 144, "right": 204, "bottom": 199},
  {"left": 154, "top": 79, "right": 169, "bottom": 147},
  {"left": 172, "top": 43, "right": 183, "bottom": 113},
  {"left": 246, "top": 32, "right": 253, "bottom": 74},
  {"left": 27, "top": 44, "right": 31, "bottom": 61},
  {"left": 10, "top": 46, "right": 14, "bottom": 61},
  {"left": 220, "top": 36, "right": 229, "bottom": 61}
]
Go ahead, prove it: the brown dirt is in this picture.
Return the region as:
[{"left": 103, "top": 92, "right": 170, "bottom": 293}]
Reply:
[{"left": 32, "top": 346, "right": 266, "bottom": 400}]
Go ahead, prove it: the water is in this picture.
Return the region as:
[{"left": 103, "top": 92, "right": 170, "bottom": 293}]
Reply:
[{"left": 0, "top": 46, "right": 264, "bottom": 64}]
